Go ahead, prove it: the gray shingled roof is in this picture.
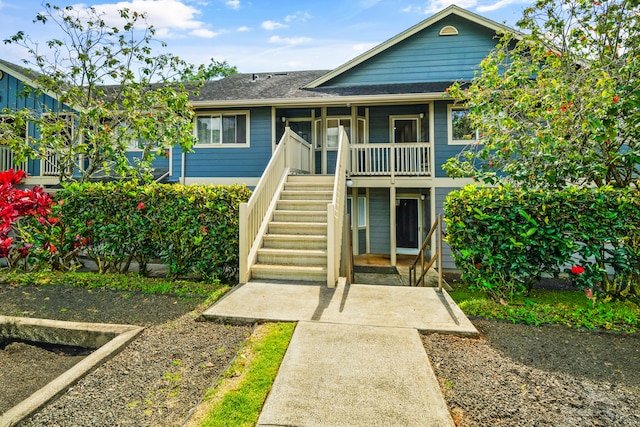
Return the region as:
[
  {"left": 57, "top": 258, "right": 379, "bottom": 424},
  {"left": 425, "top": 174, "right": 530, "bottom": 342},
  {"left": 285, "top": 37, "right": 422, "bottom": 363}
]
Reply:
[
  {"left": 0, "top": 58, "right": 42, "bottom": 79},
  {"left": 191, "top": 70, "right": 453, "bottom": 103}
]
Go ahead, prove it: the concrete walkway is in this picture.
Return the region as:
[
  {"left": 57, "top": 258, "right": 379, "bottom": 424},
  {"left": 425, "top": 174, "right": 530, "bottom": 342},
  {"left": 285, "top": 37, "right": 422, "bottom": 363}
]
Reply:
[{"left": 202, "top": 280, "right": 478, "bottom": 426}]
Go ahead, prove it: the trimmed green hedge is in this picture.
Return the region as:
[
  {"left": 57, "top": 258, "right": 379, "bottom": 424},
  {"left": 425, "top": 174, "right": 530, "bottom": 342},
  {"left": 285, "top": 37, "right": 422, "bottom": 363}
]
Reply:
[
  {"left": 444, "top": 185, "right": 640, "bottom": 301},
  {"left": 48, "top": 181, "right": 251, "bottom": 282}
]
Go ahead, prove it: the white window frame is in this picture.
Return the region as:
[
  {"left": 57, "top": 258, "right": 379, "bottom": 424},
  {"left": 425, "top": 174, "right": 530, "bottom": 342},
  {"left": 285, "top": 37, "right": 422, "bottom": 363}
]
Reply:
[
  {"left": 195, "top": 110, "right": 250, "bottom": 148},
  {"left": 447, "top": 104, "right": 480, "bottom": 145},
  {"left": 347, "top": 196, "right": 367, "bottom": 229},
  {"left": 390, "top": 115, "right": 421, "bottom": 143},
  {"left": 325, "top": 116, "right": 351, "bottom": 151}
]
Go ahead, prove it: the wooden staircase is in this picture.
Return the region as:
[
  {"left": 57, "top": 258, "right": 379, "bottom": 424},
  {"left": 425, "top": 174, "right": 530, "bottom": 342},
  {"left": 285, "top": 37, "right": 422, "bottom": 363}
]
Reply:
[{"left": 250, "top": 175, "right": 333, "bottom": 283}]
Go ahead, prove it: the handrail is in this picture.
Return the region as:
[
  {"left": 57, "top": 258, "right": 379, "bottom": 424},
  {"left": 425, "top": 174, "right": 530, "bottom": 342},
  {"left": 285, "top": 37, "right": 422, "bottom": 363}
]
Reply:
[
  {"left": 326, "top": 125, "right": 349, "bottom": 288},
  {"left": 350, "top": 142, "right": 431, "bottom": 177},
  {"left": 408, "top": 213, "right": 443, "bottom": 291},
  {"left": 239, "top": 127, "right": 311, "bottom": 283}
]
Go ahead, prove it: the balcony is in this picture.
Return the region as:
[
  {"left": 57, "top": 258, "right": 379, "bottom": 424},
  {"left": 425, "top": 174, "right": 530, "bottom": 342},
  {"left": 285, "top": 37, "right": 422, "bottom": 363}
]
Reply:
[{"left": 349, "top": 143, "right": 431, "bottom": 181}]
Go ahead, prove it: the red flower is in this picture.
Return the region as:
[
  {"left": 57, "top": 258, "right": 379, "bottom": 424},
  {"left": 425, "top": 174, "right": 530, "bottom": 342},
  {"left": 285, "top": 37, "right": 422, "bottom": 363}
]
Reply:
[
  {"left": 612, "top": 95, "right": 620, "bottom": 103},
  {"left": 49, "top": 243, "right": 57, "bottom": 253},
  {"left": 571, "top": 265, "right": 585, "bottom": 275},
  {"left": 201, "top": 226, "right": 207, "bottom": 235},
  {"left": 137, "top": 202, "right": 145, "bottom": 210}
]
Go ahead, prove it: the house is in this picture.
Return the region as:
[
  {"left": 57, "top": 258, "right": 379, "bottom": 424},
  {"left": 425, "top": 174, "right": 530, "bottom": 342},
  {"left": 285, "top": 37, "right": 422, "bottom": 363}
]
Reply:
[
  {"left": 176, "top": 5, "right": 518, "bottom": 285},
  {"left": 0, "top": 58, "right": 67, "bottom": 186},
  {"left": 1, "top": 6, "right": 519, "bottom": 286}
]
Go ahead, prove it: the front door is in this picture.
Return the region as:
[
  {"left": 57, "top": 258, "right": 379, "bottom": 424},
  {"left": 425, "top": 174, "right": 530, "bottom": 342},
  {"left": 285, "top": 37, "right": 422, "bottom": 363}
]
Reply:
[{"left": 396, "top": 198, "right": 419, "bottom": 254}]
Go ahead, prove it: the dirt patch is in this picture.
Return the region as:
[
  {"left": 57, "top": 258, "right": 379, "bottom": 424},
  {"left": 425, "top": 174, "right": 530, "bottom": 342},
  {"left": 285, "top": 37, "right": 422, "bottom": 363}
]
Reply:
[
  {"left": 423, "top": 319, "right": 640, "bottom": 426},
  {"left": 0, "top": 282, "right": 251, "bottom": 426},
  {"left": 0, "top": 341, "right": 90, "bottom": 414}
]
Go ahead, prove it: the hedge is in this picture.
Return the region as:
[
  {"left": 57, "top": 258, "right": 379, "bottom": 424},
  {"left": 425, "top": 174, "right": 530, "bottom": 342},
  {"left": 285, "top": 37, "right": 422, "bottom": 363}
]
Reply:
[
  {"left": 444, "top": 185, "right": 640, "bottom": 301},
  {"left": 33, "top": 181, "right": 252, "bottom": 282}
]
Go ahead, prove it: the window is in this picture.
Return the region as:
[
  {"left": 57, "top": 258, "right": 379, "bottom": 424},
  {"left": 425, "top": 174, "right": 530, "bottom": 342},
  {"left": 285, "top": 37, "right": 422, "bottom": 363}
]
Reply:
[
  {"left": 325, "top": 118, "right": 351, "bottom": 149},
  {"left": 347, "top": 196, "right": 367, "bottom": 228},
  {"left": 196, "top": 111, "right": 249, "bottom": 146},
  {"left": 393, "top": 118, "right": 418, "bottom": 143},
  {"left": 448, "top": 105, "right": 479, "bottom": 145}
]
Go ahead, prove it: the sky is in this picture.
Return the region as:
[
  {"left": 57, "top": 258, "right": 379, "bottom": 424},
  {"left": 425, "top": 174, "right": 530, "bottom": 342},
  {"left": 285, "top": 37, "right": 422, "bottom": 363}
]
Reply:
[{"left": 0, "top": 0, "right": 532, "bottom": 73}]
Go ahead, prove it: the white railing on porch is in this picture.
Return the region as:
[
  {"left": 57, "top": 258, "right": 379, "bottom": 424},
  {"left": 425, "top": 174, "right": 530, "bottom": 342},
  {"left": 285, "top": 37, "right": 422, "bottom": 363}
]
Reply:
[
  {"left": 0, "top": 147, "right": 28, "bottom": 173},
  {"left": 238, "top": 127, "right": 312, "bottom": 283},
  {"left": 350, "top": 143, "right": 432, "bottom": 177},
  {"left": 41, "top": 154, "right": 61, "bottom": 176},
  {"left": 326, "top": 126, "right": 350, "bottom": 288}
]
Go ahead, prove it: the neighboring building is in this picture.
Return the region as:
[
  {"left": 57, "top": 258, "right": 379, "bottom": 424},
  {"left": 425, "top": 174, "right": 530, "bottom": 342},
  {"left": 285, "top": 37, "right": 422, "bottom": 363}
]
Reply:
[{"left": 1, "top": 6, "right": 519, "bottom": 283}]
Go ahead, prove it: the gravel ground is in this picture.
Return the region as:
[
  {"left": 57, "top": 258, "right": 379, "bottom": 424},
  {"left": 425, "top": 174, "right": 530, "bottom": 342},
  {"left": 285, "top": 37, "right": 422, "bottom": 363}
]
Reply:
[
  {"left": 0, "top": 283, "right": 251, "bottom": 427},
  {"left": 423, "top": 319, "right": 640, "bottom": 427},
  {"left": 2, "top": 281, "right": 640, "bottom": 426}
]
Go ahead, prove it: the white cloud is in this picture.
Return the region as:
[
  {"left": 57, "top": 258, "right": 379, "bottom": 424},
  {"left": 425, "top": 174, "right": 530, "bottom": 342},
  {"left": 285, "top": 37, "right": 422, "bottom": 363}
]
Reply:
[
  {"left": 268, "top": 35, "right": 311, "bottom": 45},
  {"left": 237, "top": 26, "right": 251, "bottom": 32},
  {"left": 73, "top": 0, "right": 221, "bottom": 38},
  {"left": 261, "top": 20, "right": 287, "bottom": 30},
  {"left": 352, "top": 42, "right": 377, "bottom": 52},
  {"left": 189, "top": 28, "right": 218, "bottom": 38},
  {"left": 226, "top": 0, "right": 240, "bottom": 10},
  {"left": 284, "top": 11, "right": 312, "bottom": 23}
]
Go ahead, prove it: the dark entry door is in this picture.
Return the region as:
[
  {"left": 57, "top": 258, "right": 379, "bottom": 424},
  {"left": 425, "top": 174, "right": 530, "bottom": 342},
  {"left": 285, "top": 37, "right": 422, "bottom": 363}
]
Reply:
[{"left": 396, "top": 198, "right": 419, "bottom": 250}]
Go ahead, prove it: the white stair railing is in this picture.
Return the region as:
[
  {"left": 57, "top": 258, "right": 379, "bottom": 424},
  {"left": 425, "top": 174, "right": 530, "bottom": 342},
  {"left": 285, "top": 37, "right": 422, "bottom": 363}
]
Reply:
[
  {"left": 239, "top": 128, "right": 312, "bottom": 283},
  {"left": 327, "top": 126, "right": 350, "bottom": 288}
]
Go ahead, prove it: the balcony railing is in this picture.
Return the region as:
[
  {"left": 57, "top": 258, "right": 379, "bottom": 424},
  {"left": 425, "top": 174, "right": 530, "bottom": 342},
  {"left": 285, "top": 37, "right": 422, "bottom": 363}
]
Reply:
[
  {"left": 0, "top": 147, "right": 28, "bottom": 173},
  {"left": 349, "top": 143, "right": 431, "bottom": 178}
]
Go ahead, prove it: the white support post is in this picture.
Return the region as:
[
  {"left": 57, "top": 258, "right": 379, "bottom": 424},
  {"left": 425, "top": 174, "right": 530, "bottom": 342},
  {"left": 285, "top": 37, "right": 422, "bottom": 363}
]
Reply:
[
  {"left": 239, "top": 202, "right": 249, "bottom": 284},
  {"left": 390, "top": 186, "right": 396, "bottom": 267}
]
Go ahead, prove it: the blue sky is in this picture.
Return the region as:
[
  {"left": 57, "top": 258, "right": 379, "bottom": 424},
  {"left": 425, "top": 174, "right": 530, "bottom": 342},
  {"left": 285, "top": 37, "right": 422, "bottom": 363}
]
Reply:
[{"left": 0, "top": 0, "right": 531, "bottom": 73}]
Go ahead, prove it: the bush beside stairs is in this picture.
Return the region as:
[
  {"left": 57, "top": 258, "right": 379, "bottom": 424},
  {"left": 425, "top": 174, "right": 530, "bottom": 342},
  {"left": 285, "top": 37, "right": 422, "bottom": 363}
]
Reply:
[{"left": 251, "top": 175, "right": 333, "bottom": 283}]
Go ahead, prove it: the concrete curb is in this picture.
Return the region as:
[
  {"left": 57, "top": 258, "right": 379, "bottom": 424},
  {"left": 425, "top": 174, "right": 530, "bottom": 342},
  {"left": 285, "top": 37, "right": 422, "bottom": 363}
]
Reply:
[{"left": 0, "top": 316, "right": 144, "bottom": 427}]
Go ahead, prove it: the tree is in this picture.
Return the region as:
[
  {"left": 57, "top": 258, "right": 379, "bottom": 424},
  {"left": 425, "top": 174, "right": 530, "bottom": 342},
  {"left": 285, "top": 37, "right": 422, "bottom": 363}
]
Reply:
[
  {"left": 1, "top": 3, "right": 236, "bottom": 183},
  {"left": 444, "top": 0, "right": 640, "bottom": 190}
]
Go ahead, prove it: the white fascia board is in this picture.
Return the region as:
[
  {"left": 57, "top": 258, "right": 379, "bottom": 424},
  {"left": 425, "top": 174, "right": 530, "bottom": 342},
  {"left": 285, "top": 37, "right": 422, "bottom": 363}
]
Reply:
[
  {"left": 190, "top": 92, "right": 445, "bottom": 109},
  {"left": 0, "top": 62, "right": 62, "bottom": 104}
]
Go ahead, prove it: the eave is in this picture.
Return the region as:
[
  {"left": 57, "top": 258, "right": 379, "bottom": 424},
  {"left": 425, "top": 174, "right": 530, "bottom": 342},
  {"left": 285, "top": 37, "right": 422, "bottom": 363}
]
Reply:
[{"left": 190, "top": 92, "right": 446, "bottom": 109}]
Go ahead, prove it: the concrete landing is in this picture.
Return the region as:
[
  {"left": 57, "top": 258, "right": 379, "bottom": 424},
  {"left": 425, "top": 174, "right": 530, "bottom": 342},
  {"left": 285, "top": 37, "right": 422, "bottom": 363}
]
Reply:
[
  {"left": 257, "top": 321, "right": 454, "bottom": 427},
  {"left": 201, "top": 281, "right": 478, "bottom": 336}
]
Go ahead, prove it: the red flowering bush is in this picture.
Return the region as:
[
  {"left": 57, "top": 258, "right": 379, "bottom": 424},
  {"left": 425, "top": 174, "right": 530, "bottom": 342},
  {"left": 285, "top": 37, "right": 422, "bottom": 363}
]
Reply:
[{"left": 0, "top": 169, "right": 55, "bottom": 269}]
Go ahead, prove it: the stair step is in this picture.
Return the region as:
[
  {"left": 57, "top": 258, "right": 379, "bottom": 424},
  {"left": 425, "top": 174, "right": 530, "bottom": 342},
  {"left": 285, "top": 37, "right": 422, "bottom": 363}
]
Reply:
[
  {"left": 287, "top": 175, "right": 333, "bottom": 184},
  {"left": 277, "top": 199, "right": 329, "bottom": 211},
  {"left": 273, "top": 210, "right": 328, "bottom": 223},
  {"left": 284, "top": 182, "right": 334, "bottom": 192},
  {"left": 263, "top": 234, "right": 327, "bottom": 249},
  {"left": 251, "top": 264, "right": 326, "bottom": 282},
  {"left": 268, "top": 221, "right": 326, "bottom": 235},
  {"left": 280, "top": 190, "right": 333, "bottom": 201},
  {"left": 257, "top": 248, "right": 327, "bottom": 266}
]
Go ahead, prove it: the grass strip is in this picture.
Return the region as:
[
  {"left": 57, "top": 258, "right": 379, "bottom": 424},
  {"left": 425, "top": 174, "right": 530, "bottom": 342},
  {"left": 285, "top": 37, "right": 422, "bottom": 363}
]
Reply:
[
  {"left": 186, "top": 322, "right": 296, "bottom": 427},
  {"left": 448, "top": 285, "right": 640, "bottom": 333},
  {"left": 0, "top": 271, "right": 227, "bottom": 298}
]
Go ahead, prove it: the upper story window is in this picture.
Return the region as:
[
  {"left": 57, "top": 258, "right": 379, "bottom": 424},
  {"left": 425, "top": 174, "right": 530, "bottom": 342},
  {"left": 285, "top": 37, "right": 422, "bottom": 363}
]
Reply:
[
  {"left": 448, "top": 105, "right": 480, "bottom": 145},
  {"left": 196, "top": 111, "right": 249, "bottom": 146}
]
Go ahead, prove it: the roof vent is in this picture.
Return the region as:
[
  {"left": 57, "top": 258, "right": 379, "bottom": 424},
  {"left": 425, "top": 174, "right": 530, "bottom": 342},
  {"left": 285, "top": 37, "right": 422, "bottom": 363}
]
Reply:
[
  {"left": 251, "top": 73, "right": 259, "bottom": 82},
  {"left": 439, "top": 25, "right": 459, "bottom": 36}
]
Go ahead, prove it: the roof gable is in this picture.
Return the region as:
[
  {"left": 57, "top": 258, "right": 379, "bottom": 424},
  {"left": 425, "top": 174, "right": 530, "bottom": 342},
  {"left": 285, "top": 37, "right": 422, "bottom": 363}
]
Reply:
[{"left": 305, "top": 5, "right": 521, "bottom": 88}]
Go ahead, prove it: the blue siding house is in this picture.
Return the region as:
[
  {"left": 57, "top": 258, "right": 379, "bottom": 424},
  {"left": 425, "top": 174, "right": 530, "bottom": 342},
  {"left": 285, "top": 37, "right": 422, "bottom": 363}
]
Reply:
[
  {"left": 1, "top": 6, "right": 518, "bottom": 284},
  {"left": 176, "top": 5, "right": 515, "bottom": 281}
]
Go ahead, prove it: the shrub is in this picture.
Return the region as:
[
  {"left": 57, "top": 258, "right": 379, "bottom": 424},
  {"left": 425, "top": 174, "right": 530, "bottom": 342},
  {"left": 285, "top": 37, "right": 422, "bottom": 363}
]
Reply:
[
  {"left": 445, "top": 185, "right": 640, "bottom": 301},
  {"left": 53, "top": 181, "right": 251, "bottom": 282}
]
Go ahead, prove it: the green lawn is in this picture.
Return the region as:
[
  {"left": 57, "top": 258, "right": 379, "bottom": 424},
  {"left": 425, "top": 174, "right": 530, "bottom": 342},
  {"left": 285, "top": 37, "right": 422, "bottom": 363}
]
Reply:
[{"left": 448, "top": 285, "right": 640, "bottom": 333}]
